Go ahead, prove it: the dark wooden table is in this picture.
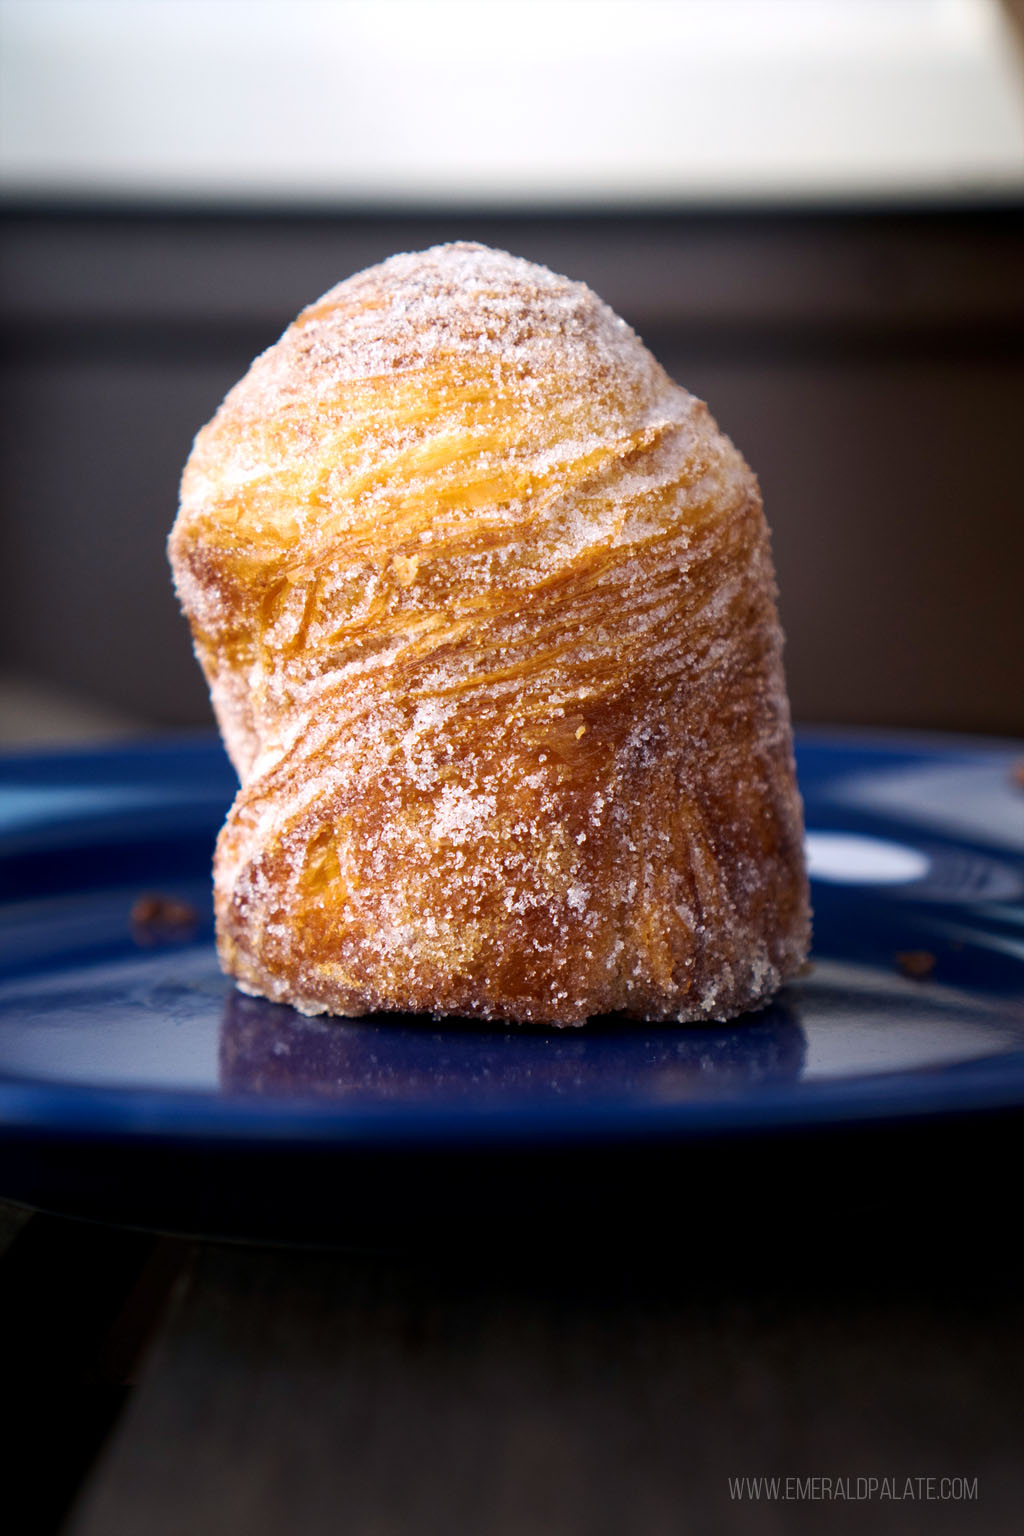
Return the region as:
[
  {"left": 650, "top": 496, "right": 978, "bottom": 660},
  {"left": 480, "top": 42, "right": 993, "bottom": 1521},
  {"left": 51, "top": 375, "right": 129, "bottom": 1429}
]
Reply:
[{"left": 4, "top": 1121, "right": 1023, "bottom": 1536}]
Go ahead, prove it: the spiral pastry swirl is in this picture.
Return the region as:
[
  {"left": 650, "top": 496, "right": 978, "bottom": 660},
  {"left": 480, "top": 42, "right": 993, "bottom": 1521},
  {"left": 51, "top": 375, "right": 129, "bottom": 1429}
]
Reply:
[{"left": 170, "top": 244, "right": 809, "bottom": 1023}]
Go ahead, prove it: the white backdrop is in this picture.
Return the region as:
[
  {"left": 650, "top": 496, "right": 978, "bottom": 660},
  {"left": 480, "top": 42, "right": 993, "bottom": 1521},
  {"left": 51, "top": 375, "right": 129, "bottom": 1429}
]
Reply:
[{"left": 2, "top": 0, "right": 1023, "bottom": 204}]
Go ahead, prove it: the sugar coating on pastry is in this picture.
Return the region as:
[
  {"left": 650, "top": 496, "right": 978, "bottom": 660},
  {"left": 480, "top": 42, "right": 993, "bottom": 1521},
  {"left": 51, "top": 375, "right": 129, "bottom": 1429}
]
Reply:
[{"left": 170, "top": 242, "right": 810, "bottom": 1024}]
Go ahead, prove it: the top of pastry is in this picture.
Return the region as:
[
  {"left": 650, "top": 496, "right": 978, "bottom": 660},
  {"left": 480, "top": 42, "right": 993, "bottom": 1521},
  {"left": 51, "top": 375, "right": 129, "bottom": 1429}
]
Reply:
[
  {"left": 177, "top": 240, "right": 719, "bottom": 574},
  {"left": 212, "top": 240, "right": 663, "bottom": 407},
  {"left": 280, "top": 241, "right": 655, "bottom": 385},
  {"left": 173, "top": 243, "right": 754, "bottom": 778}
]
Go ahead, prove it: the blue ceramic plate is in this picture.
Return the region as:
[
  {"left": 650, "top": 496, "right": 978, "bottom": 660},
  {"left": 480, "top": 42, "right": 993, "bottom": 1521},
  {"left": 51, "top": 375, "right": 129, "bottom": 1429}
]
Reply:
[{"left": 0, "top": 730, "right": 1022, "bottom": 1235}]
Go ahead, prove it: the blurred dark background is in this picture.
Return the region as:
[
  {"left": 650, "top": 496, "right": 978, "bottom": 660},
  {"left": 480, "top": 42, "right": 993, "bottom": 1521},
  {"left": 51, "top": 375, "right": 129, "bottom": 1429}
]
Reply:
[{"left": 1, "top": 1, "right": 1023, "bottom": 743}]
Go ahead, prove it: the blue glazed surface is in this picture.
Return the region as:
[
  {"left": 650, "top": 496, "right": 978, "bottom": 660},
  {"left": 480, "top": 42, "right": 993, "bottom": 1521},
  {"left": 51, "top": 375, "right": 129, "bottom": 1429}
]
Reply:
[{"left": 0, "top": 730, "right": 1023, "bottom": 1155}]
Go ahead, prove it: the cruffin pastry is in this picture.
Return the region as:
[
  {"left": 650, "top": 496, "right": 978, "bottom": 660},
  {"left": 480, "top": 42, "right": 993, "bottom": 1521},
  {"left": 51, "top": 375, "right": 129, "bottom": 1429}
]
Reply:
[{"left": 169, "top": 243, "right": 810, "bottom": 1024}]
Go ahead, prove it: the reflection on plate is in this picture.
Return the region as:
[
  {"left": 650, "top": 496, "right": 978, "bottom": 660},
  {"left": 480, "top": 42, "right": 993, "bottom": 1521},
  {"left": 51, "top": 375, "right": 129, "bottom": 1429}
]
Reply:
[{"left": 219, "top": 987, "right": 810, "bottom": 1104}]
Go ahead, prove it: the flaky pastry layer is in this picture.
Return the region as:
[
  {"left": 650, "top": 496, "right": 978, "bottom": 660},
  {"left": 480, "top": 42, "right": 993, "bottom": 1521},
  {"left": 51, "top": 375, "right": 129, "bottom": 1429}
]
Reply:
[{"left": 170, "top": 243, "right": 809, "bottom": 1024}]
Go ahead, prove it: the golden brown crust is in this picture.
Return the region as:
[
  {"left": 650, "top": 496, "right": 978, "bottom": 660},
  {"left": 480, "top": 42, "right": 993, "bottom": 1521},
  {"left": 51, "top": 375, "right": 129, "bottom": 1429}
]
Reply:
[{"left": 169, "top": 243, "right": 809, "bottom": 1024}]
